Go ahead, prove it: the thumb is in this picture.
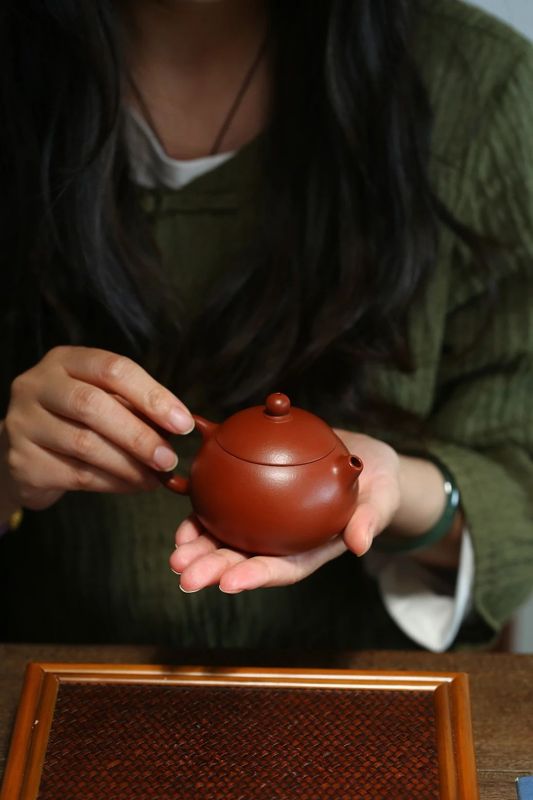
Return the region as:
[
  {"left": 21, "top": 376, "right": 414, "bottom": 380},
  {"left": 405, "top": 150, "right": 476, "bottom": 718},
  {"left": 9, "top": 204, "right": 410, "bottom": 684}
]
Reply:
[{"left": 343, "top": 502, "right": 381, "bottom": 556}]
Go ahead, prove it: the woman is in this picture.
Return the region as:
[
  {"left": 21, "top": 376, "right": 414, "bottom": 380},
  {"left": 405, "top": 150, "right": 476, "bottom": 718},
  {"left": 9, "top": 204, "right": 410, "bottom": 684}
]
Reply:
[{"left": 0, "top": 0, "right": 531, "bottom": 651}]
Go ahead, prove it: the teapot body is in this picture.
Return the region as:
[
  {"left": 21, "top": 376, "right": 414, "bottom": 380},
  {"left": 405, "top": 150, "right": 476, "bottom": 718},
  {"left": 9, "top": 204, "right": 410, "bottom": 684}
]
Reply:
[{"left": 190, "top": 434, "right": 359, "bottom": 555}]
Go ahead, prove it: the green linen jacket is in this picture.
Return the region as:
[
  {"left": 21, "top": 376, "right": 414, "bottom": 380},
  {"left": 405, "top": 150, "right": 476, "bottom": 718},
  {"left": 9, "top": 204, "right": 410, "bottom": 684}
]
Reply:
[{"left": 1, "top": 0, "right": 532, "bottom": 650}]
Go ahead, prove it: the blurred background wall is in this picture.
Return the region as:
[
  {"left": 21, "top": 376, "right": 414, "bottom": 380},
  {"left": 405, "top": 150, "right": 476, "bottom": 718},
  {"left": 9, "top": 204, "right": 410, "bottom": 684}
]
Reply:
[{"left": 467, "top": 0, "right": 533, "bottom": 41}]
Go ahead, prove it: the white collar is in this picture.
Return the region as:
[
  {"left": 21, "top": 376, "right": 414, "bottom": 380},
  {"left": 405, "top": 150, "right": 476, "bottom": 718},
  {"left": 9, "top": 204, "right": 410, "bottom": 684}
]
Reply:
[{"left": 124, "top": 107, "right": 236, "bottom": 190}]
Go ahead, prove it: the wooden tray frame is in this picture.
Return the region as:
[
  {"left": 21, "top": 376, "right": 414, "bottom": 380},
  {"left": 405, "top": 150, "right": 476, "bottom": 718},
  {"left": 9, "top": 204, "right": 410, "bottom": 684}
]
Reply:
[{"left": 1, "top": 663, "right": 479, "bottom": 800}]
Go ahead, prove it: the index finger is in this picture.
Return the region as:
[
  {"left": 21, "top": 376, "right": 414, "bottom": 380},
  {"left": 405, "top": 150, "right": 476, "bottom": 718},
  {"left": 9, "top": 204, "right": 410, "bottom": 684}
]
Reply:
[{"left": 59, "top": 347, "right": 193, "bottom": 434}]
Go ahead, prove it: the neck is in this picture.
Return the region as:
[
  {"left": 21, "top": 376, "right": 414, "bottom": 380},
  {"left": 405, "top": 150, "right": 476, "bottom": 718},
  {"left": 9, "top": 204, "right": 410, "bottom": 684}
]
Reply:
[
  {"left": 121, "top": 0, "right": 267, "bottom": 69},
  {"left": 118, "top": 0, "right": 270, "bottom": 158}
]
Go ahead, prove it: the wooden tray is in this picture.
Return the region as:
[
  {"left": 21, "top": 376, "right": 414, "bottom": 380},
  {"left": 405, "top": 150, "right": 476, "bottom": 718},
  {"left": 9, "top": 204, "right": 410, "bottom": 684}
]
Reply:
[{"left": 1, "top": 663, "right": 479, "bottom": 799}]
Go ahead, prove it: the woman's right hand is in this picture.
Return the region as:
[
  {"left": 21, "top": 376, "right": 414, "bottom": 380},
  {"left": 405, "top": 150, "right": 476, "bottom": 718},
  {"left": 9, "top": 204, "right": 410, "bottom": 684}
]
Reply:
[{"left": 0, "top": 346, "right": 194, "bottom": 512}]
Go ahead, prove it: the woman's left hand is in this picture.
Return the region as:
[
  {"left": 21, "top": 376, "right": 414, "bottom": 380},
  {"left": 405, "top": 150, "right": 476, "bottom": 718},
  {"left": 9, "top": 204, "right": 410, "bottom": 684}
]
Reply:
[{"left": 169, "top": 430, "right": 403, "bottom": 593}]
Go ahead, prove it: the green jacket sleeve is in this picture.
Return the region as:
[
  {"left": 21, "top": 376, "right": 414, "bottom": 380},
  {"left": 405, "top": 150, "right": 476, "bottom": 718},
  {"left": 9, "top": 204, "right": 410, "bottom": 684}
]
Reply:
[{"left": 425, "top": 49, "right": 533, "bottom": 635}]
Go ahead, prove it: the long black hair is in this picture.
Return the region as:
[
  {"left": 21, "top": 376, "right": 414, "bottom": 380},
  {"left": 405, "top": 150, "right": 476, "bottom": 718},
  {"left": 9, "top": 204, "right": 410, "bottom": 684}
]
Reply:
[{"left": 0, "top": 0, "right": 478, "bottom": 421}]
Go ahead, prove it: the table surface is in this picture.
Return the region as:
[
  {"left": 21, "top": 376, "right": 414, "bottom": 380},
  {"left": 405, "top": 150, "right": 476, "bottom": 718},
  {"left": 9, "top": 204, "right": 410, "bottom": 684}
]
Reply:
[{"left": 1, "top": 644, "right": 532, "bottom": 800}]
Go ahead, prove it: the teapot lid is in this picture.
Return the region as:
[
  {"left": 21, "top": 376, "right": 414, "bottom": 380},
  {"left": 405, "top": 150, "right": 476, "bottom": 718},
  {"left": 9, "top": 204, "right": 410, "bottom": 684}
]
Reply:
[{"left": 215, "top": 393, "right": 337, "bottom": 465}]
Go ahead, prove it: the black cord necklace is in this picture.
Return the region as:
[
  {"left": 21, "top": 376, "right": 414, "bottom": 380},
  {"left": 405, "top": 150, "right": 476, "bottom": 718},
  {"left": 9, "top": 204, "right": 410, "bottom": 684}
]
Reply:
[
  {"left": 128, "top": 32, "right": 269, "bottom": 160},
  {"left": 209, "top": 33, "right": 269, "bottom": 156}
]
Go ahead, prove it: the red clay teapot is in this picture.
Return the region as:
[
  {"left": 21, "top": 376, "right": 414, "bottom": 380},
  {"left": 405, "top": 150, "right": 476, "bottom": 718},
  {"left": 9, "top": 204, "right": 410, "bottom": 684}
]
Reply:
[{"left": 162, "top": 393, "right": 363, "bottom": 556}]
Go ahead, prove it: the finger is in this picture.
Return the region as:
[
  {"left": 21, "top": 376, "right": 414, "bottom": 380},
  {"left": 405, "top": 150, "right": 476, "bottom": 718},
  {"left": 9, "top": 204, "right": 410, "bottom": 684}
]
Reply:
[
  {"left": 51, "top": 347, "right": 193, "bottom": 434},
  {"left": 343, "top": 502, "right": 381, "bottom": 555},
  {"left": 16, "top": 441, "right": 148, "bottom": 496},
  {"left": 219, "top": 536, "right": 347, "bottom": 593},
  {"left": 174, "top": 516, "right": 204, "bottom": 546},
  {"left": 170, "top": 535, "right": 219, "bottom": 574},
  {"left": 30, "top": 409, "right": 160, "bottom": 489},
  {"left": 110, "top": 394, "right": 168, "bottom": 437},
  {"left": 179, "top": 548, "right": 247, "bottom": 593},
  {"left": 39, "top": 378, "right": 180, "bottom": 473}
]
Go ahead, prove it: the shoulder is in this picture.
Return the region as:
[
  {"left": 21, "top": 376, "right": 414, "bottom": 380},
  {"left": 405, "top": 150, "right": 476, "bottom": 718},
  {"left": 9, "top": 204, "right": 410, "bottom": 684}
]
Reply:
[
  {"left": 416, "top": 0, "right": 531, "bottom": 49},
  {"left": 413, "top": 1, "right": 533, "bottom": 235},
  {"left": 413, "top": 0, "right": 533, "bottom": 164},
  {"left": 415, "top": 0, "right": 533, "bottom": 73},
  {"left": 411, "top": 4, "right": 533, "bottom": 302}
]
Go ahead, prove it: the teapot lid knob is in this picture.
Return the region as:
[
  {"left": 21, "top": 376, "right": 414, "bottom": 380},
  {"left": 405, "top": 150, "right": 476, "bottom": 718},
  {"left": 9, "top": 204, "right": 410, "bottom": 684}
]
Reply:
[{"left": 265, "top": 393, "right": 291, "bottom": 417}]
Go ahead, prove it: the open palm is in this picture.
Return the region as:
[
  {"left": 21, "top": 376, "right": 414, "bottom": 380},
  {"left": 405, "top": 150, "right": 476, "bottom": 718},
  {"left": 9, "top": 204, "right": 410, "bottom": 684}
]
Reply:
[{"left": 169, "top": 431, "right": 402, "bottom": 593}]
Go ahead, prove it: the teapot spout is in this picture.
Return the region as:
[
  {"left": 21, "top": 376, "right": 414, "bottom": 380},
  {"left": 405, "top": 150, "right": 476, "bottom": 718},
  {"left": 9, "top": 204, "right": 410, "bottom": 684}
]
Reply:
[{"left": 347, "top": 454, "right": 363, "bottom": 481}]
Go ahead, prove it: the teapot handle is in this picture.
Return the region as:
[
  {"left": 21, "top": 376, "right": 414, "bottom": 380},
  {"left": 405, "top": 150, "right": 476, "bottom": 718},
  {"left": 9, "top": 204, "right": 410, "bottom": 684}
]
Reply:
[{"left": 160, "top": 415, "right": 217, "bottom": 495}]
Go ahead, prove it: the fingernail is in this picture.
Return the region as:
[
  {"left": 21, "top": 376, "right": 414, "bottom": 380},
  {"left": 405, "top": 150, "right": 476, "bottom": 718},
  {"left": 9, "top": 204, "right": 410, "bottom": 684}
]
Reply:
[
  {"left": 170, "top": 567, "right": 181, "bottom": 576},
  {"left": 153, "top": 446, "right": 178, "bottom": 471},
  {"left": 357, "top": 530, "right": 373, "bottom": 557},
  {"left": 219, "top": 586, "right": 242, "bottom": 595},
  {"left": 179, "top": 584, "right": 199, "bottom": 594},
  {"left": 169, "top": 407, "right": 195, "bottom": 434}
]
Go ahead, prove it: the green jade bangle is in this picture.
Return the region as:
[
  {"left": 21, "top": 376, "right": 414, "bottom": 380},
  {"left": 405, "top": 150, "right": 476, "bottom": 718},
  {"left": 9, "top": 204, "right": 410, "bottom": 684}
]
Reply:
[{"left": 374, "top": 454, "right": 461, "bottom": 554}]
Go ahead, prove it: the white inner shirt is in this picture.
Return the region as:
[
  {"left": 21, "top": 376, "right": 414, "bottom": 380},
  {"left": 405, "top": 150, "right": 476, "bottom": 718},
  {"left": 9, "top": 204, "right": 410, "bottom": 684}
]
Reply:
[
  {"left": 125, "top": 107, "right": 475, "bottom": 652},
  {"left": 125, "top": 108, "right": 235, "bottom": 190}
]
